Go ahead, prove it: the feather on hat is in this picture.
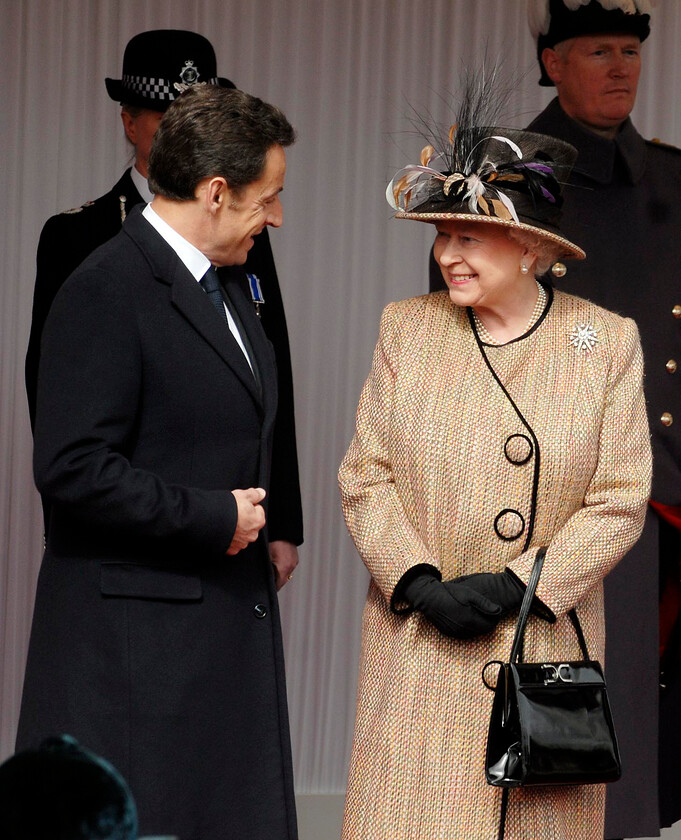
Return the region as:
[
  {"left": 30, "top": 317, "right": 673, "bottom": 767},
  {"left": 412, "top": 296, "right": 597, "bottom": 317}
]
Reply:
[{"left": 388, "top": 67, "right": 585, "bottom": 260}]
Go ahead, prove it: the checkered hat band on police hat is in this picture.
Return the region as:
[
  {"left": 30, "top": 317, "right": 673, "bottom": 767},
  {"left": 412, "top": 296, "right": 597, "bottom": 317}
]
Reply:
[{"left": 121, "top": 74, "right": 220, "bottom": 100}]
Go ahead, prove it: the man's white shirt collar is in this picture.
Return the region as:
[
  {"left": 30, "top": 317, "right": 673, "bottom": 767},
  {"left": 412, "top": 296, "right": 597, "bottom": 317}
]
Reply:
[
  {"left": 142, "top": 203, "right": 210, "bottom": 280},
  {"left": 141, "top": 203, "right": 254, "bottom": 372}
]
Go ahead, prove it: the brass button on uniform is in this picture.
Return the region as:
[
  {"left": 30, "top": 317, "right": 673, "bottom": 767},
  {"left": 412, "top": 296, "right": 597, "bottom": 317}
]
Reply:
[
  {"left": 661, "top": 412, "right": 673, "bottom": 427},
  {"left": 673, "top": 305, "right": 681, "bottom": 319},
  {"left": 666, "top": 359, "right": 678, "bottom": 374},
  {"left": 551, "top": 262, "right": 567, "bottom": 278}
]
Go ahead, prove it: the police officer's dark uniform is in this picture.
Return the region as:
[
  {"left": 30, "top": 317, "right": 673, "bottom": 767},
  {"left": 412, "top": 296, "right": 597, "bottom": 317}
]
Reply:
[
  {"left": 26, "top": 30, "right": 303, "bottom": 548},
  {"left": 26, "top": 169, "right": 142, "bottom": 428}
]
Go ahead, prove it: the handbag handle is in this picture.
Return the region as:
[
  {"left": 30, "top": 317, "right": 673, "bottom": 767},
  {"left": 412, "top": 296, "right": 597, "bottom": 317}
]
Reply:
[
  {"left": 509, "top": 547, "right": 546, "bottom": 663},
  {"left": 508, "top": 547, "right": 590, "bottom": 664}
]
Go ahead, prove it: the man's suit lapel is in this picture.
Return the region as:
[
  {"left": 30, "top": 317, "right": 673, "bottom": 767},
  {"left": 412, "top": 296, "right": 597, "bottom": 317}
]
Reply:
[
  {"left": 220, "top": 267, "right": 278, "bottom": 420},
  {"left": 123, "top": 208, "right": 264, "bottom": 409}
]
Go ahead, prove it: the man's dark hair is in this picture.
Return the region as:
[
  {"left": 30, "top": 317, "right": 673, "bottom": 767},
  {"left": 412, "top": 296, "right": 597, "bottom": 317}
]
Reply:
[{"left": 148, "top": 85, "right": 295, "bottom": 200}]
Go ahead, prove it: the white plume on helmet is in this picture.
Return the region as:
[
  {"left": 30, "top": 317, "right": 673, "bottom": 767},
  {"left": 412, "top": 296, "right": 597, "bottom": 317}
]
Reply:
[{"left": 527, "top": 0, "right": 656, "bottom": 40}]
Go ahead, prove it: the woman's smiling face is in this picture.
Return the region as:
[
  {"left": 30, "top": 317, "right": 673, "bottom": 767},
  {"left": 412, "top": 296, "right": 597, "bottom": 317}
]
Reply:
[{"left": 433, "top": 220, "right": 531, "bottom": 310}]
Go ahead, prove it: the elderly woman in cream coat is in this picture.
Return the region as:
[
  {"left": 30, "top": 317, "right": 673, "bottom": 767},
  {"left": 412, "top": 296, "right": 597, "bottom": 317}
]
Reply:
[{"left": 338, "top": 109, "right": 651, "bottom": 840}]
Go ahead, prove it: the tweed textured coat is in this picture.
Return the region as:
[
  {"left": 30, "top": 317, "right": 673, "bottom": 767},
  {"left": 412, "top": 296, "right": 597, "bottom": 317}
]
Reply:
[{"left": 339, "top": 288, "right": 651, "bottom": 840}]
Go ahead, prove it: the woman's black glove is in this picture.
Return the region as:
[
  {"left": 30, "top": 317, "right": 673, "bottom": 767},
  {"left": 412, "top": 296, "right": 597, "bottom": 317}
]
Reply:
[
  {"left": 449, "top": 571, "right": 525, "bottom": 614},
  {"left": 404, "top": 574, "right": 502, "bottom": 639}
]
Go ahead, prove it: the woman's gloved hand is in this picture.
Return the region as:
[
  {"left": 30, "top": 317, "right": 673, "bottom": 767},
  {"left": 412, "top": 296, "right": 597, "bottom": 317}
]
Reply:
[
  {"left": 404, "top": 574, "right": 502, "bottom": 638},
  {"left": 449, "top": 571, "right": 525, "bottom": 614}
]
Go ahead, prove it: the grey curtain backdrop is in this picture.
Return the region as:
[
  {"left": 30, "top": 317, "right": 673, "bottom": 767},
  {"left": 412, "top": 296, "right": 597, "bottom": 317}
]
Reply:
[{"left": 2, "top": 0, "right": 680, "bottom": 798}]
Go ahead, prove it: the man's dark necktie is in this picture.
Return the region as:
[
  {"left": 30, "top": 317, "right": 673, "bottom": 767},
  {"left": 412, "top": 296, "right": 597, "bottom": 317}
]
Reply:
[
  {"left": 199, "top": 265, "right": 262, "bottom": 396},
  {"left": 200, "top": 266, "right": 228, "bottom": 322}
]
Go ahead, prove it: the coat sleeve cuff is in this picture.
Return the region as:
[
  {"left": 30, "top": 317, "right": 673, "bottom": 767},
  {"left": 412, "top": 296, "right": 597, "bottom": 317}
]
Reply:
[{"left": 391, "top": 563, "right": 441, "bottom": 615}]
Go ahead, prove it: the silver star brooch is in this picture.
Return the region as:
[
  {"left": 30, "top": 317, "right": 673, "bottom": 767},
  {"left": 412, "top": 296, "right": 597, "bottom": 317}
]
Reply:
[{"left": 569, "top": 323, "right": 599, "bottom": 353}]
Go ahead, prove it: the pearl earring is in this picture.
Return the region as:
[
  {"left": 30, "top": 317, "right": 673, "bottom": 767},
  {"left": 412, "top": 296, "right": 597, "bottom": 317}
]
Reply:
[{"left": 520, "top": 263, "right": 529, "bottom": 275}]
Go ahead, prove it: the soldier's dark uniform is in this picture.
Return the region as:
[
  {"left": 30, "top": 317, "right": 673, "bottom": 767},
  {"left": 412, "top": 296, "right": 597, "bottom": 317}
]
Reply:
[
  {"left": 528, "top": 97, "right": 681, "bottom": 839},
  {"left": 26, "top": 168, "right": 303, "bottom": 546},
  {"left": 427, "top": 93, "right": 681, "bottom": 839}
]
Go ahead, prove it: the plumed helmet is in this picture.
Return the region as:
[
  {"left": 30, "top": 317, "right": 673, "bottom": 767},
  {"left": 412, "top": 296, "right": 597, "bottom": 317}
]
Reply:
[{"left": 527, "top": 0, "right": 653, "bottom": 86}]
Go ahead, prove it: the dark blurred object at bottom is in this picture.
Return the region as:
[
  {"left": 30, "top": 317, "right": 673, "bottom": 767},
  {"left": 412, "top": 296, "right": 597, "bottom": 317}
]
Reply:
[{"left": 0, "top": 734, "right": 138, "bottom": 840}]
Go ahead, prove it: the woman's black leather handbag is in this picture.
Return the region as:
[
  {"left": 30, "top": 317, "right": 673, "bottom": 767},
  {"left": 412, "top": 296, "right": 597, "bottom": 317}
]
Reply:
[{"left": 484, "top": 547, "right": 621, "bottom": 790}]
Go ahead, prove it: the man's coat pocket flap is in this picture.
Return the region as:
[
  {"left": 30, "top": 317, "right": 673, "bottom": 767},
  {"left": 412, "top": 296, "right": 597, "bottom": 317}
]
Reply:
[{"left": 100, "top": 562, "right": 202, "bottom": 601}]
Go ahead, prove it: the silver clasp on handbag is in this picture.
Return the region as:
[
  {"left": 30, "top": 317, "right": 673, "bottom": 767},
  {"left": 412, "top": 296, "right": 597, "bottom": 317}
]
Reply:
[{"left": 541, "top": 664, "right": 573, "bottom": 685}]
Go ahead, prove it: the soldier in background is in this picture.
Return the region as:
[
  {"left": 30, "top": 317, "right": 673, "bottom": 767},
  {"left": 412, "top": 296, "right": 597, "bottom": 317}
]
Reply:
[
  {"left": 26, "top": 30, "right": 303, "bottom": 568},
  {"left": 526, "top": 3, "right": 678, "bottom": 838},
  {"left": 427, "top": 3, "right": 679, "bottom": 836}
]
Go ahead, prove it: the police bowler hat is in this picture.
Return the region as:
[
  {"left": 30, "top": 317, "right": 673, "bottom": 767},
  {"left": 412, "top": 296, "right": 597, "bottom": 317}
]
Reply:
[{"left": 106, "top": 29, "right": 235, "bottom": 111}]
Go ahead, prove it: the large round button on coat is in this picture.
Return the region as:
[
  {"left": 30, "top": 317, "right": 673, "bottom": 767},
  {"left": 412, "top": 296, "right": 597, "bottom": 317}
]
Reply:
[
  {"left": 666, "top": 359, "right": 677, "bottom": 374},
  {"left": 254, "top": 604, "right": 268, "bottom": 619},
  {"left": 661, "top": 412, "right": 673, "bottom": 427},
  {"left": 673, "top": 305, "right": 681, "bottom": 319},
  {"left": 494, "top": 509, "right": 526, "bottom": 541},
  {"left": 504, "top": 434, "right": 533, "bottom": 465}
]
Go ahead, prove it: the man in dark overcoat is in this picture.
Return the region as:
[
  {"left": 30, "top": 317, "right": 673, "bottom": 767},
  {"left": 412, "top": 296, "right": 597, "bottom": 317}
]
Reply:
[
  {"left": 16, "top": 85, "right": 298, "bottom": 840},
  {"left": 25, "top": 30, "right": 303, "bottom": 566}
]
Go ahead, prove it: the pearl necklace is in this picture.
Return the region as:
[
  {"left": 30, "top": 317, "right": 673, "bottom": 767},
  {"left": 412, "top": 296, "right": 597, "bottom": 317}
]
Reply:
[{"left": 473, "top": 281, "right": 547, "bottom": 346}]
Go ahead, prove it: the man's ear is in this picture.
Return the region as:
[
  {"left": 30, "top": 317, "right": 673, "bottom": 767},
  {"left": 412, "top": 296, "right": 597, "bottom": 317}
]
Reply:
[
  {"left": 541, "top": 47, "right": 563, "bottom": 86},
  {"left": 202, "top": 177, "right": 230, "bottom": 215},
  {"left": 120, "top": 110, "right": 137, "bottom": 145}
]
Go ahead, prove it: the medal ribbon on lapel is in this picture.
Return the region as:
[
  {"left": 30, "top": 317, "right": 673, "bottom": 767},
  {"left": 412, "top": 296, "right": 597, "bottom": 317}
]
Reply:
[{"left": 246, "top": 273, "right": 265, "bottom": 318}]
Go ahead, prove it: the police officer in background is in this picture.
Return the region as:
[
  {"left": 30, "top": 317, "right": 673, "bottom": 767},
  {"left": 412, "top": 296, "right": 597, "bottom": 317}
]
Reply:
[
  {"left": 26, "top": 30, "right": 303, "bottom": 571},
  {"left": 517, "top": 3, "right": 676, "bottom": 838}
]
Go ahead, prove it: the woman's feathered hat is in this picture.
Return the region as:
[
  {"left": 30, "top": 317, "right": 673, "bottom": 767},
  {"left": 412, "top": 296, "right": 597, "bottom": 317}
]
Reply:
[
  {"left": 528, "top": 0, "right": 654, "bottom": 86},
  {"left": 387, "top": 69, "right": 585, "bottom": 260}
]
